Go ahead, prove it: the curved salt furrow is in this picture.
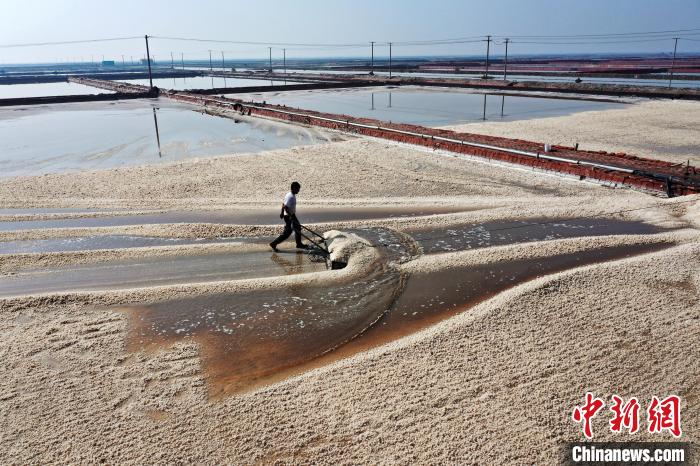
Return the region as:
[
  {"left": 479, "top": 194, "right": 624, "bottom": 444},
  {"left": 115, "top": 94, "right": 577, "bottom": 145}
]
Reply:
[
  {"left": 119, "top": 225, "right": 673, "bottom": 397},
  {"left": 405, "top": 217, "right": 668, "bottom": 254},
  {"left": 122, "top": 227, "right": 416, "bottom": 397}
]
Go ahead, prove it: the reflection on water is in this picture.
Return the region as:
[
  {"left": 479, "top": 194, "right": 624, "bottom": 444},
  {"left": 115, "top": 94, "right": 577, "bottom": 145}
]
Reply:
[
  {"left": 0, "top": 99, "right": 326, "bottom": 177},
  {"left": 152, "top": 107, "right": 162, "bottom": 158},
  {"left": 246, "top": 87, "right": 624, "bottom": 127}
]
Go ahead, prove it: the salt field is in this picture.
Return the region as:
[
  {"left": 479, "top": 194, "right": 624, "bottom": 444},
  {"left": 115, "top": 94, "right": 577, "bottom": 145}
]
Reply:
[
  {"left": 2, "top": 3, "right": 700, "bottom": 463},
  {"left": 235, "top": 86, "right": 626, "bottom": 126},
  {"left": 0, "top": 99, "right": 330, "bottom": 177}
]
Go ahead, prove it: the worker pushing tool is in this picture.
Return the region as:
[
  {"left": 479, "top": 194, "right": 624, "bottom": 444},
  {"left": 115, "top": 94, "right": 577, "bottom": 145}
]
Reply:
[{"left": 270, "top": 181, "right": 309, "bottom": 252}]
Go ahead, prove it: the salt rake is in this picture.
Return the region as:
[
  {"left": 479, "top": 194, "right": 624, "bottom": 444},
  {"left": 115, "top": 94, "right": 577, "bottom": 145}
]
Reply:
[{"left": 299, "top": 224, "right": 346, "bottom": 270}]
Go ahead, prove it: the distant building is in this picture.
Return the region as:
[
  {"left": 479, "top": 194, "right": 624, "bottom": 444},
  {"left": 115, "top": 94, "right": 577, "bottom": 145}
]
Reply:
[
  {"left": 140, "top": 58, "right": 154, "bottom": 65},
  {"left": 101, "top": 60, "right": 115, "bottom": 66}
]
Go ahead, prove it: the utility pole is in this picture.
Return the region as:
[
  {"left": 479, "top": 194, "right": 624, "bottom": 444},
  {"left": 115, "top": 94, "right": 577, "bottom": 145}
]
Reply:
[
  {"left": 181, "top": 52, "right": 184, "bottom": 70},
  {"left": 209, "top": 50, "right": 212, "bottom": 70},
  {"left": 121, "top": 55, "right": 125, "bottom": 66},
  {"left": 268, "top": 47, "right": 272, "bottom": 72},
  {"left": 389, "top": 42, "right": 392, "bottom": 78},
  {"left": 144, "top": 35, "right": 153, "bottom": 89},
  {"left": 130, "top": 56, "right": 133, "bottom": 65},
  {"left": 502, "top": 38, "right": 509, "bottom": 117},
  {"left": 283, "top": 48, "right": 286, "bottom": 75},
  {"left": 484, "top": 35, "right": 491, "bottom": 78},
  {"left": 171, "top": 51, "right": 174, "bottom": 69},
  {"left": 221, "top": 51, "right": 225, "bottom": 71},
  {"left": 503, "top": 38, "right": 509, "bottom": 80},
  {"left": 370, "top": 41, "right": 375, "bottom": 73},
  {"left": 669, "top": 37, "right": 679, "bottom": 88}
]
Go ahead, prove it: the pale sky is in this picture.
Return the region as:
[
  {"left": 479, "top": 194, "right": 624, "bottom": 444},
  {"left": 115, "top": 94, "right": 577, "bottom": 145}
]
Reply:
[{"left": 1, "top": 0, "right": 699, "bottom": 63}]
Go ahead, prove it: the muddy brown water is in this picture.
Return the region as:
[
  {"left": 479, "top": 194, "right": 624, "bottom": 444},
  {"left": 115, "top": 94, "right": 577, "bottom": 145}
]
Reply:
[
  {"left": 406, "top": 217, "right": 667, "bottom": 253},
  {"left": 122, "top": 225, "right": 670, "bottom": 397},
  {"left": 123, "top": 228, "right": 414, "bottom": 397},
  {"left": 317, "top": 242, "right": 670, "bottom": 362},
  {"left": 0, "top": 206, "right": 468, "bottom": 232}
]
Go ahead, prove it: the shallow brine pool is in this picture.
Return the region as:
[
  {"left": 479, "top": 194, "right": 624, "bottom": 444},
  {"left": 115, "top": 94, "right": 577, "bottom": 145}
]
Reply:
[
  {"left": 0, "top": 81, "right": 115, "bottom": 99},
  {"left": 232, "top": 85, "right": 626, "bottom": 127},
  {"left": 0, "top": 98, "right": 331, "bottom": 177}
]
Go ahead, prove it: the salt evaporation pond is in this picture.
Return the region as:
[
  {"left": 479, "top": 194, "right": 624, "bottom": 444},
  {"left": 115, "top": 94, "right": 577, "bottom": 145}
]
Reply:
[
  {"left": 234, "top": 86, "right": 626, "bottom": 127},
  {"left": 118, "top": 76, "right": 301, "bottom": 90},
  {"left": 0, "top": 82, "right": 115, "bottom": 99},
  {"left": 281, "top": 68, "right": 700, "bottom": 89},
  {"left": 0, "top": 98, "right": 330, "bottom": 177}
]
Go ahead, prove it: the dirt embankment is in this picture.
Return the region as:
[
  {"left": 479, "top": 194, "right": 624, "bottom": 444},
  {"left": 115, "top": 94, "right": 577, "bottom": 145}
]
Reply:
[{"left": 443, "top": 99, "right": 700, "bottom": 167}]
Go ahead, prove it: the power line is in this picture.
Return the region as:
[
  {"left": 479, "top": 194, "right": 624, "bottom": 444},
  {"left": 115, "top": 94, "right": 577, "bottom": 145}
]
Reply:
[
  {"left": 149, "top": 31, "right": 700, "bottom": 48},
  {"left": 510, "top": 38, "right": 695, "bottom": 45},
  {"left": 150, "top": 35, "right": 367, "bottom": 48},
  {"left": 0, "top": 36, "right": 142, "bottom": 48},
  {"left": 392, "top": 39, "right": 486, "bottom": 47},
  {"left": 496, "top": 27, "right": 700, "bottom": 39}
]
